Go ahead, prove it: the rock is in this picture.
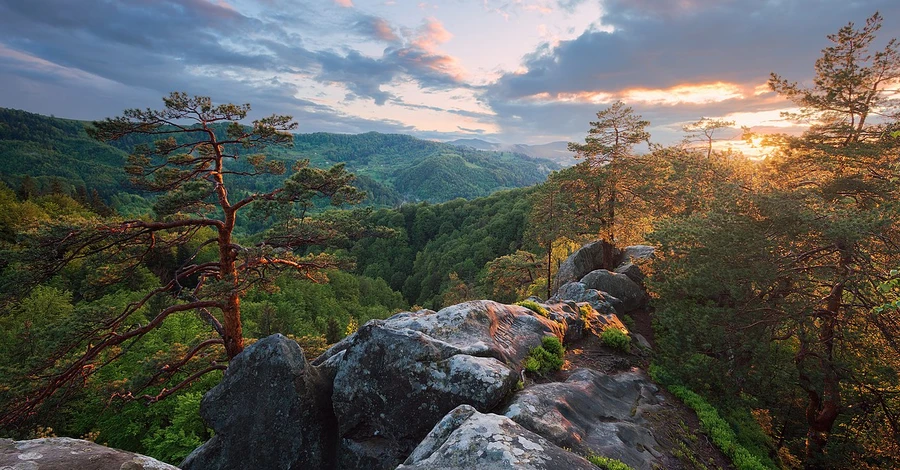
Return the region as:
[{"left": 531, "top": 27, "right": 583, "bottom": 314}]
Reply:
[
  {"left": 554, "top": 240, "right": 619, "bottom": 292},
  {"left": 330, "top": 300, "right": 558, "bottom": 469},
  {"left": 181, "top": 334, "right": 337, "bottom": 470},
  {"left": 0, "top": 437, "right": 177, "bottom": 470},
  {"left": 580, "top": 269, "right": 649, "bottom": 313},
  {"left": 614, "top": 262, "right": 645, "bottom": 285},
  {"left": 397, "top": 405, "right": 597, "bottom": 470},
  {"left": 551, "top": 281, "right": 624, "bottom": 315},
  {"left": 501, "top": 368, "right": 665, "bottom": 470},
  {"left": 619, "top": 245, "right": 655, "bottom": 265}
]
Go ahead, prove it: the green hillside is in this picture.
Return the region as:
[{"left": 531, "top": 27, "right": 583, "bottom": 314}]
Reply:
[{"left": 0, "top": 108, "right": 557, "bottom": 205}]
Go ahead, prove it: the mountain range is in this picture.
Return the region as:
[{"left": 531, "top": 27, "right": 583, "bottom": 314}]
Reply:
[{"left": 0, "top": 108, "right": 561, "bottom": 205}]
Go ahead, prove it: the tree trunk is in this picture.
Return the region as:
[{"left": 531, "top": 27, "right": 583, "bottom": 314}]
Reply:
[
  {"left": 802, "top": 249, "right": 847, "bottom": 468},
  {"left": 546, "top": 240, "right": 553, "bottom": 300}
]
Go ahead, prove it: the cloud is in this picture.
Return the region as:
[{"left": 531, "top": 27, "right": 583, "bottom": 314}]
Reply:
[
  {"left": 480, "top": 0, "right": 900, "bottom": 142},
  {"left": 335, "top": 0, "right": 354, "bottom": 7},
  {"left": 353, "top": 15, "right": 401, "bottom": 43}
]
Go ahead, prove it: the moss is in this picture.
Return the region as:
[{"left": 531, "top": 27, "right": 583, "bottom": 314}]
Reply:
[
  {"left": 516, "top": 300, "right": 549, "bottom": 317},
  {"left": 587, "top": 454, "right": 633, "bottom": 470}
]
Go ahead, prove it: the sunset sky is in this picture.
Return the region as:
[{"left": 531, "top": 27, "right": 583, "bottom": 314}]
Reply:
[{"left": 1, "top": 0, "right": 898, "bottom": 149}]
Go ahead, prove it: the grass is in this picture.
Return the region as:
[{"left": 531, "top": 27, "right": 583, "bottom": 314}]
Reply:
[
  {"left": 666, "top": 385, "right": 771, "bottom": 470},
  {"left": 524, "top": 336, "right": 564, "bottom": 375}
]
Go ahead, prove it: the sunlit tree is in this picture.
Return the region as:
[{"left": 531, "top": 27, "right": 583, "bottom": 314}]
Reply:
[{"left": 0, "top": 93, "right": 366, "bottom": 426}]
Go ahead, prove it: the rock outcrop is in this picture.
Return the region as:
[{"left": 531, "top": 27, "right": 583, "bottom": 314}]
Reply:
[
  {"left": 554, "top": 240, "right": 619, "bottom": 291},
  {"left": 552, "top": 281, "right": 624, "bottom": 314},
  {"left": 580, "top": 269, "right": 649, "bottom": 313},
  {"left": 502, "top": 368, "right": 666, "bottom": 470},
  {"left": 185, "top": 301, "right": 571, "bottom": 470},
  {"left": 181, "top": 334, "right": 337, "bottom": 470},
  {"left": 396, "top": 405, "right": 597, "bottom": 470},
  {"left": 0, "top": 437, "right": 177, "bottom": 470},
  {"left": 331, "top": 300, "right": 559, "bottom": 469}
]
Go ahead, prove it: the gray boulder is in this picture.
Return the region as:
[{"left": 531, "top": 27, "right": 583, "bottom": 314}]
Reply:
[
  {"left": 397, "top": 405, "right": 597, "bottom": 470},
  {"left": 554, "top": 240, "right": 619, "bottom": 292},
  {"left": 330, "top": 300, "right": 559, "bottom": 469},
  {"left": 181, "top": 334, "right": 336, "bottom": 470},
  {"left": 580, "top": 269, "right": 649, "bottom": 313},
  {"left": 0, "top": 437, "right": 177, "bottom": 470},
  {"left": 502, "top": 368, "right": 665, "bottom": 470},
  {"left": 551, "top": 281, "right": 623, "bottom": 315},
  {"left": 614, "top": 262, "right": 645, "bottom": 285},
  {"left": 619, "top": 245, "right": 655, "bottom": 265}
]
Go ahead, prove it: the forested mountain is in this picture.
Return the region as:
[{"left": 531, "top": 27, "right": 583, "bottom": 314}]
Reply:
[
  {"left": 0, "top": 108, "right": 557, "bottom": 206},
  {"left": 447, "top": 138, "right": 577, "bottom": 166}
]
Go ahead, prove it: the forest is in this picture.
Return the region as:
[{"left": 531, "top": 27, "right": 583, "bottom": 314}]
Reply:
[{"left": 0, "top": 12, "right": 898, "bottom": 470}]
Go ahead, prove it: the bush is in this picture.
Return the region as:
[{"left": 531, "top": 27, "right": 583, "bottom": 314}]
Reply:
[
  {"left": 524, "top": 336, "right": 564, "bottom": 375},
  {"left": 587, "top": 454, "right": 633, "bottom": 470},
  {"left": 516, "top": 300, "right": 548, "bottom": 317},
  {"left": 601, "top": 327, "right": 631, "bottom": 352}
]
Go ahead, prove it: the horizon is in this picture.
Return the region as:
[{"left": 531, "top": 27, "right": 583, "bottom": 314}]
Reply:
[{"left": 1, "top": 0, "right": 899, "bottom": 152}]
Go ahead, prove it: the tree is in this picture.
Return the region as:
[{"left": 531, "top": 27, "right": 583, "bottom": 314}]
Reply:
[
  {"left": 567, "top": 101, "right": 651, "bottom": 267},
  {"left": 0, "top": 93, "right": 365, "bottom": 426},
  {"left": 767, "top": 14, "right": 900, "bottom": 466},
  {"left": 769, "top": 11, "right": 900, "bottom": 146},
  {"left": 652, "top": 14, "right": 900, "bottom": 468},
  {"left": 682, "top": 117, "right": 735, "bottom": 158}
]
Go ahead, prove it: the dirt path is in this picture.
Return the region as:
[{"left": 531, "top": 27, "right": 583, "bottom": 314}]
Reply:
[{"left": 534, "top": 328, "right": 735, "bottom": 470}]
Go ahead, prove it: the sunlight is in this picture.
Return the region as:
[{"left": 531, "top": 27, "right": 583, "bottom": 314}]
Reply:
[{"left": 623, "top": 82, "right": 744, "bottom": 105}]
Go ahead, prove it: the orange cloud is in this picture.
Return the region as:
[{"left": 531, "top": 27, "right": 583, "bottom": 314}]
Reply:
[
  {"left": 412, "top": 17, "right": 453, "bottom": 52},
  {"left": 623, "top": 82, "right": 743, "bottom": 105},
  {"left": 334, "top": 0, "right": 353, "bottom": 7}
]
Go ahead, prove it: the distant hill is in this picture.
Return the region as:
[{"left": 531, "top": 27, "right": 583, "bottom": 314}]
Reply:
[
  {"left": 0, "top": 108, "right": 558, "bottom": 205},
  {"left": 447, "top": 139, "right": 577, "bottom": 167}
]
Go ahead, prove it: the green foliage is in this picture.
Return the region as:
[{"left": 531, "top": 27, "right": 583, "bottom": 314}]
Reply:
[
  {"left": 515, "top": 300, "right": 548, "bottom": 317},
  {"left": 667, "top": 384, "right": 771, "bottom": 470},
  {"left": 600, "top": 328, "right": 631, "bottom": 352},
  {"left": 587, "top": 454, "right": 633, "bottom": 470},
  {"left": 352, "top": 188, "right": 533, "bottom": 308},
  {"left": 524, "top": 336, "right": 564, "bottom": 376}
]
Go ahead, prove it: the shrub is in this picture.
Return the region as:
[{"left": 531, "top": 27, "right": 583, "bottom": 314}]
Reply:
[
  {"left": 579, "top": 304, "right": 593, "bottom": 319},
  {"left": 587, "top": 454, "right": 633, "bottom": 470},
  {"left": 524, "top": 336, "right": 564, "bottom": 375},
  {"left": 516, "top": 300, "right": 549, "bottom": 317},
  {"left": 601, "top": 327, "right": 631, "bottom": 352}
]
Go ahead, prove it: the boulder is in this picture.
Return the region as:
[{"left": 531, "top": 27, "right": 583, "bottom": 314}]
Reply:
[
  {"left": 551, "top": 281, "right": 622, "bottom": 315},
  {"left": 501, "top": 368, "right": 665, "bottom": 470},
  {"left": 0, "top": 437, "right": 177, "bottom": 470},
  {"left": 554, "top": 240, "right": 619, "bottom": 292},
  {"left": 330, "top": 300, "right": 559, "bottom": 469},
  {"left": 614, "top": 262, "right": 645, "bottom": 285},
  {"left": 397, "top": 405, "right": 597, "bottom": 470},
  {"left": 580, "top": 270, "right": 649, "bottom": 313},
  {"left": 181, "top": 334, "right": 337, "bottom": 470},
  {"left": 619, "top": 245, "right": 655, "bottom": 265}
]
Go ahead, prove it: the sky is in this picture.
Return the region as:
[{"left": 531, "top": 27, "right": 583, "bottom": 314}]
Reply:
[{"left": 1, "top": 0, "right": 898, "bottom": 150}]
